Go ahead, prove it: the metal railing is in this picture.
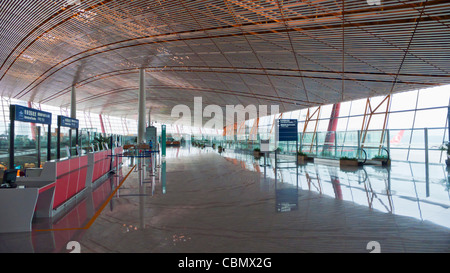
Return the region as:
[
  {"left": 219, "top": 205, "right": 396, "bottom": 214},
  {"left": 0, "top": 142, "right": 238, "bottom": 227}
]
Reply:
[{"left": 211, "top": 128, "right": 448, "bottom": 164}]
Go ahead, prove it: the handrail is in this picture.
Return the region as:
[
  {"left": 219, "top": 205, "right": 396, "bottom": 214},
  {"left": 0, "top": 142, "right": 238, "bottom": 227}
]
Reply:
[
  {"left": 382, "top": 146, "right": 390, "bottom": 161},
  {"left": 361, "top": 149, "right": 367, "bottom": 164}
]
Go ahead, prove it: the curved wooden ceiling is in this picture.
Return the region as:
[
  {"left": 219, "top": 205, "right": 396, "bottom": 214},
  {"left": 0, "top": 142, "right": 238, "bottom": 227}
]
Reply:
[{"left": 0, "top": 0, "right": 449, "bottom": 124}]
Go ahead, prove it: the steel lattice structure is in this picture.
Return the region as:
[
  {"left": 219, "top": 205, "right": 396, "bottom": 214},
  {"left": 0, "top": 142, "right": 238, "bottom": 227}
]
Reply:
[{"left": 0, "top": 0, "right": 449, "bottom": 125}]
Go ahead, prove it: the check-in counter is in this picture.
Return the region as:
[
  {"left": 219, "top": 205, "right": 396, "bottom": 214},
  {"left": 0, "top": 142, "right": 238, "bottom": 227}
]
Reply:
[
  {"left": 0, "top": 147, "right": 123, "bottom": 233},
  {"left": 93, "top": 150, "right": 111, "bottom": 183},
  {"left": 31, "top": 172, "right": 117, "bottom": 252},
  {"left": 16, "top": 154, "right": 89, "bottom": 215},
  {"left": 0, "top": 188, "right": 39, "bottom": 233},
  {"left": 86, "top": 149, "right": 113, "bottom": 188},
  {"left": 52, "top": 155, "right": 89, "bottom": 210},
  {"left": 15, "top": 163, "right": 57, "bottom": 218}
]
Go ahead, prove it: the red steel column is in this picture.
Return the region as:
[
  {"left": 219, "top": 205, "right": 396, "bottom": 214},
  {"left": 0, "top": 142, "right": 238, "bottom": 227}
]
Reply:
[
  {"left": 99, "top": 114, "right": 106, "bottom": 134},
  {"left": 324, "top": 103, "right": 341, "bottom": 151}
]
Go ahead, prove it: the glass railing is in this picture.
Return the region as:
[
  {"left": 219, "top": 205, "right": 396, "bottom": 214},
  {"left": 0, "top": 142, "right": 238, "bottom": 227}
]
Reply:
[
  {"left": 220, "top": 128, "right": 448, "bottom": 164},
  {"left": 2, "top": 123, "right": 51, "bottom": 172},
  {"left": 5, "top": 128, "right": 127, "bottom": 174}
]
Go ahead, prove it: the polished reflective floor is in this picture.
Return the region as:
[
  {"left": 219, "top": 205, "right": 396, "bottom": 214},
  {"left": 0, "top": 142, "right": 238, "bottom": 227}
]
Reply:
[
  {"left": 219, "top": 149, "right": 450, "bottom": 229},
  {"left": 1, "top": 147, "right": 449, "bottom": 253}
]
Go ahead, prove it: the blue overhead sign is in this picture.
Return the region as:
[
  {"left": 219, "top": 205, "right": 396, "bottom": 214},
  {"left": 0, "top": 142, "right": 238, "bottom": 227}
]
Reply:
[
  {"left": 278, "top": 119, "right": 298, "bottom": 141},
  {"left": 12, "top": 104, "right": 52, "bottom": 125},
  {"left": 58, "top": 115, "right": 79, "bottom": 129}
]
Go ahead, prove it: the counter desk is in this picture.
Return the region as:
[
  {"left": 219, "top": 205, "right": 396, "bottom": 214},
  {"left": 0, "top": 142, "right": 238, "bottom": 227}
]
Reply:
[{"left": 0, "top": 147, "right": 122, "bottom": 233}]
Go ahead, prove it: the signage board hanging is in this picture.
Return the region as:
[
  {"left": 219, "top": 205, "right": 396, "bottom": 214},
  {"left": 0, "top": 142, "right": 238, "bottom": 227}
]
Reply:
[
  {"left": 11, "top": 105, "right": 52, "bottom": 125},
  {"left": 58, "top": 115, "right": 79, "bottom": 129},
  {"left": 277, "top": 119, "right": 298, "bottom": 142}
]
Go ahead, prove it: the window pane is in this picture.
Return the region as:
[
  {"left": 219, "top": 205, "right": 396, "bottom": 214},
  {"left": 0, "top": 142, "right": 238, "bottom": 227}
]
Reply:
[
  {"left": 417, "top": 86, "right": 450, "bottom": 109},
  {"left": 390, "top": 148, "right": 408, "bottom": 161},
  {"left": 389, "top": 128, "right": 409, "bottom": 144},
  {"left": 348, "top": 98, "right": 367, "bottom": 116},
  {"left": 336, "top": 117, "right": 349, "bottom": 131},
  {"left": 410, "top": 129, "right": 425, "bottom": 149},
  {"left": 427, "top": 128, "right": 446, "bottom": 149},
  {"left": 338, "top": 101, "right": 352, "bottom": 117},
  {"left": 319, "top": 104, "right": 332, "bottom": 120},
  {"left": 408, "top": 149, "right": 425, "bottom": 162},
  {"left": 370, "top": 95, "right": 389, "bottom": 114},
  {"left": 413, "top": 108, "right": 447, "bottom": 128},
  {"left": 346, "top": 116, "right": 363, "bottom": 130},
  {"left": 365, "top": 113, "right": 386, "bottom": 130},
  {"left": 298, "top": 109, "right": 308, "bottom": 121},
  {"left": 388, "top": 111, "right": 414, "bottom": 130},
  {"left": 391, "top": 89, "right": 418, "bottom": 112},
  {"left": 290, "top": 109, "right": 301, "bottom": 121},
  {"left": 317, "top": 118, "right": 331, "bottom": 131}
]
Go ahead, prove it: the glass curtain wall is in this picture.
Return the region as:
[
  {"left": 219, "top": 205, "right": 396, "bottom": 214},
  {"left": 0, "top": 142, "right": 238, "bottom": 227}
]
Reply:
[
  {"left": 230, "top": 85, "right": 449, "bottom": 164},
  {"left": 0, "top": 84, "right": 448, "bottom": 165},
  {"left": 0, "top": 97, "right": 139, "bottom": 170}
]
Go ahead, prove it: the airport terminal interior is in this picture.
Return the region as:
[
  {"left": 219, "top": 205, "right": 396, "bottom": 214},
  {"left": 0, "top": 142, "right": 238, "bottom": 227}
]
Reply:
[{"left": 0, "top": 0, "right": 449, "bottom": 254}]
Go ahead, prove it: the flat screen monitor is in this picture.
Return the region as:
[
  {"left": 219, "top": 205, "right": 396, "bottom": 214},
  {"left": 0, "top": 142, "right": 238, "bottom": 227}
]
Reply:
[{"left": 1, "top": 169, "right": 17, "bottom": 188}]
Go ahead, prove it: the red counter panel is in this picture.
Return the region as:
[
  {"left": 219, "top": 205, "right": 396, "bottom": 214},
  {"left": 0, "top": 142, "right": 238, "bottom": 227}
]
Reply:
[
  {"left": 53, "top": 156, "right": 89, "bottom": 209},
  {"left": 93, "top": 150, "right": 111, "bottom": 182}
]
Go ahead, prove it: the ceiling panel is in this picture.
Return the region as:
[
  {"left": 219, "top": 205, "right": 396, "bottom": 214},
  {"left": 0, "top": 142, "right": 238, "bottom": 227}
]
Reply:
[{"left": 0, "top": 0, "right": 449, "bottom": 126}]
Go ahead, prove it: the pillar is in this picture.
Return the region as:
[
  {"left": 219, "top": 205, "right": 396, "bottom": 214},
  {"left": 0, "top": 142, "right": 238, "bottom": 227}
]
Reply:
[
  {"left": 137, "top": 68, "right": 146, "bottom": 144},
  {"left": 71, "top": 86, "right": 76, "bottom": 119},
  {"left": 148, "top": 108, "right": 151, "bottom": 127},
  {"left": 71, "top": 86, "right": 77, "bottom": 153}
]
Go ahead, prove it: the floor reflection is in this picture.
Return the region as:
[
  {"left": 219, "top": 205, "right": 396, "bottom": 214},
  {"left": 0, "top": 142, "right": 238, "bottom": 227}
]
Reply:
[
  {"left": 2, "top": 146, "right": 449, "bottom": 253},
  {"left": 212, "top": 147, "right": 450, "bottom": 229}
]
